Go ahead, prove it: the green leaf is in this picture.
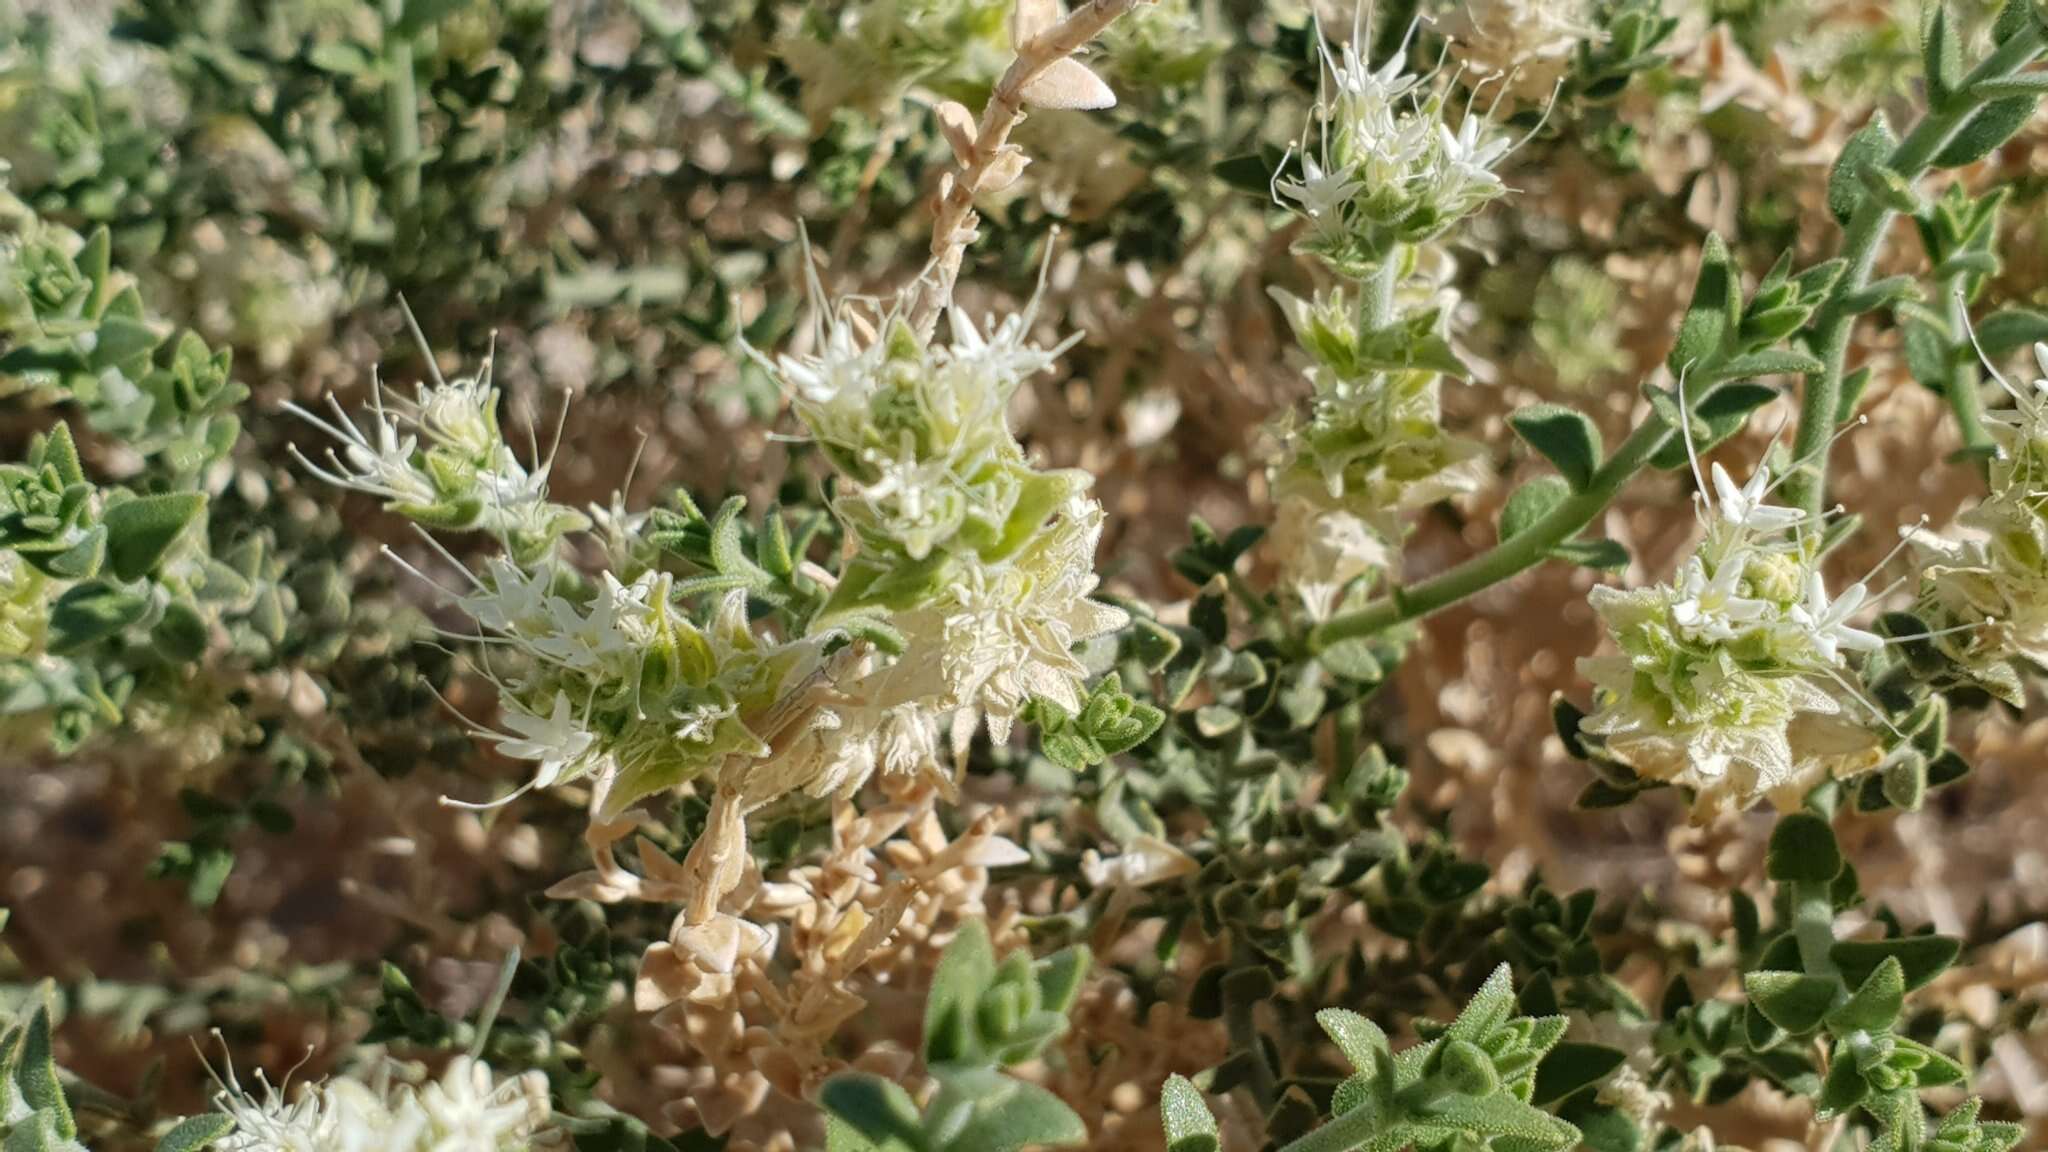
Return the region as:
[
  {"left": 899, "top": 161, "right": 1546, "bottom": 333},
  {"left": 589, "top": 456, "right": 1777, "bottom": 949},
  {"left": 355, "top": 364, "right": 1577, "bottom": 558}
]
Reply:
[
  {"left": 1316, "top": 1008, "right": 1391, "bottom": 1076},
  {"left": 1417, "top": 1092, "right": 1579, "bottom": 1151},
  {"left": 1548, "top": 537, "right": 1630, "bottom": 572},
  {"left": 1668, "top": 233, "right": 1740, "bottom": 374},
  {"left": 707, "top": 496, "right": 753, "bottom": 577},
  {"left": 1509, "top": 405, "right": 1602, "bottom": 489},
  {"left": 89, "top": 315, "right": 163, "bottom": 370},
  {"left": 1994, "top": 0, "right": 2034, "bottom": 41},
  {"left": 1829, "top": 935, "right": 1961, "bottom": 991},
  {"left": 152, "top": 599, "right": 209, "bottom": 663},
  {"left": 1902, "top": 316, "right": 1950, "bottom": 387},
  {"left": 1829, "top": 114, "right": 1897, "bottom": 224},
  {"left": 756, "top": 505, "right": 794, "bottom": 578},
  {"left": 1817, "top": 1051, "right": 1869, "bottom": 1117},
  {"left": 1743, "top": 970, "right": 1837, "bottom": 1035},
  {"left": 187, "top": 844, "right": 235, "bottom": 907},
  {"left": 820, "top": 1075, "right": 927, "bottom": 1152},
  {"left": 940, "top": 1081, "right": 1085, "bottom": 1152},
  {"left": 1924, "top": 5, "right": 1963, "bottom": 109},
  {"left": 7, "top": 1117, "right": 55, "bottom": 1152},
  {"left": 388, "top": 0, "right": 474, "bottom": 38},
  {"left": 1974, "top": 307, "right": 2048, "bottom": 355},
  {"left": 1439, "top": 1037, "right": 1499, "bottom": 1097},
  {"left": 1034, "top": 945, "right": 1090, "bottom": 1018},
  {"left": 1532, "top": 1043, "right": 1627, "bottom": 1106},
  {"left": 1319, "top": 638, "right": 1384, "bottom": 682},
  {"left": 925, "top": 919, "right": 997, "bottom": 1065},
  {"left": 1551, "top": 696, "right": 1590, "bottom": 760},
  {"left": 1709, "top": 348, "right": 1824, "bottom": 382},
  {"left": 103, "top": 492, "right": 207, "bottom": 582},
  {"left": 1765, "top": 812, "right": 1842, "bottom": 883},
  {"left": 78, "top": 226, "right": 112, "bottom": 312},
  {"left": 1500, "top": 476, "right": 1570, "bottom": 543},
  {"left": 1826, "top": 956, "right": 1905, "bottom": 1033},
  {"left": 41, "top": 423, "right": 85, "bottom": 490},
  {"left": 1447, "top": 964, "right": 1517, "bottom": 1045},
  {"left": 18, "top": 1008, "right": 73, "bottom": 1138},
  {"left": 154, "top": 1114, "right": 237, "bottom": 1152},
  {"left": 49, "top": 581, "right": 151, "bottom": 654},
  {"left": 1933, "top": 97, "right": 2036, "bottom": 168},
  {"left": 1648, "top": 382, "right": 1779, "bottom": 469},
  {"left": 1160, "top": 1075, "right": 1218, "bottom": 1152},
  {"left": 1974, "top": 73, "right": 2048, "bottom": 99}
]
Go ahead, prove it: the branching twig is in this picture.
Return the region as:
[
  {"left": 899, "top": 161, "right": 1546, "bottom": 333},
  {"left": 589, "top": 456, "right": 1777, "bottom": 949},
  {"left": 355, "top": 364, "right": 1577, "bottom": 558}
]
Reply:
[{"left": 905, "top": 0, "right": 1148, "bottom": 334}]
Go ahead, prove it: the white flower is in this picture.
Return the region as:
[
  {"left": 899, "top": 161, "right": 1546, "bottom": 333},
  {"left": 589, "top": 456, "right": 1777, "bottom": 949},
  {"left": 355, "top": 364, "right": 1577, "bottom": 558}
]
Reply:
[
  {"left": 1709, "top": 462, "right": 1805, "bottom": 535},
  {"left": 1328, "top": 41, "right": 1419, "bottom": 118},
  {"left": 1670, "top": 556, "right": 1771, "bottom": 643},
  {"left": 527, "top": 583, "right": 639, "bottom": 670},
  {"left": 1431, "top": 115, "right": 1510, "bottom": 212},
  {"left": 412, "top": 1057, "right": 551, "bottom": 1149},
  {"left": 415, "top": 376, "right": 501, "bottom": 459},
  {"left": 775, "top": 305, "right": 882, "bottom": 409},
  {"left": 207, "top": 1056, "right": 548, "bottom": 1152},
  {"left": 488, "top": 691, "right": 594, "bottom": 789},
  {"left": 1789, "top": 572, "right": 1882, "bottom": 665},
  {"left": 673, "top": 701, "right": 737, "bottom": 744},
  {"left": 285, "top": 392, "right": 436, "bottom": 507},
  {"left": 1276, "top": 152, "right": 1364, "bottom": 222},
  {"left": 457, "top": 558, "right": 554, "bottom": 633}
]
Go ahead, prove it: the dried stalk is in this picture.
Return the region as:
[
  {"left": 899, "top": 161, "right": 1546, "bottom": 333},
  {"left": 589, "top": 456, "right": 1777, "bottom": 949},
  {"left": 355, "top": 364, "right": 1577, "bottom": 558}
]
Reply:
[{"left": 905, "top": 0, "right": 1148, "bottom": 334}]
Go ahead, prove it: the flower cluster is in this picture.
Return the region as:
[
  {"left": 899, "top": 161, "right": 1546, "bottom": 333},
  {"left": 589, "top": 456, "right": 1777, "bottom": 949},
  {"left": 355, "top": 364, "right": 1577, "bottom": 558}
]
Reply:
[
  {"left": 1277, "top": 40, "right": 1514, "bottom": 274},
  {"left": 1265, "top": 274, "right": 1487, "bottom": 616},
  {"left": 764, "top": 279, "right": 1128, "bottom": 760},
  {"left": 287, "top": 353, "right": 587, "bottom": 565},
  {"left": 1578, "top": 457, "right": 1887, "bottom": 817},
  {"left": 1911, "top": 341, "right": 2048, "bottom": 690},
  {"left": 1262, "top": 34, "right": 1510, "bottom": 617},
  {"left": 205, "top": 1055, "right": 551, "bottom": 1152},
  {"left": 292, "top": 276, "right": 1126, "bottom": 934}
]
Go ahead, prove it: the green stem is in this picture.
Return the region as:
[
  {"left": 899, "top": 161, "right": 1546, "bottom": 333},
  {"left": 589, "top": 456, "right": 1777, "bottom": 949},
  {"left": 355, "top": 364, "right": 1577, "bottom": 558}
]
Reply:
[
  {"left": 1226, "top": 569, "right": 1271, "bottom": 622},
  {"left": 1792, "top": 882, "right": 1839, "bottom": 978},
  {"left": 1310, "top": 406, "right": 1677, "bottom": 650},
  {"left": 1362, "top": 251, "right": 1401, "bottom": 332},
  {"left": 1786, "top": 24, "right": 2045, "bottom": 516},
  {"left": 1331, "top": 699, "right": 1361, "bottom": 794},
  {"left": 1941, "top": 282, "right": 1995, "bottom": 463},
  {"left": 1308, "top": 27, "right": 2048, "bottom": 649},
  {"left": 384, "top": 0, "right": 423, "bottom": 216}
]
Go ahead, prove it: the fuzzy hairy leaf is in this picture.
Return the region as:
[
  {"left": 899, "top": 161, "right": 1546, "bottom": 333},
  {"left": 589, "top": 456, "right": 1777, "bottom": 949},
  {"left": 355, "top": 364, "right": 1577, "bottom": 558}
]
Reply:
[
  {"left": 153, "top": 1114, "right": 237, "bottom": 1152},
  {"left": 103, "top": 492, "right": 206, "bottom": 582},
  {"left": 1160, "top": 1075, "right": 1218, "bottom": 1152},
  {"left": 1509, "top": 405, "right": 1602, "bottom": 490}
]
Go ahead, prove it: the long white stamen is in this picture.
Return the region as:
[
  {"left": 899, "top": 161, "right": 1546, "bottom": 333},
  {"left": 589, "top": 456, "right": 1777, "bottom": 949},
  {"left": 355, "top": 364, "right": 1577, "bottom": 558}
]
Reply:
[{"left": 398, "top": 295, "right": 447, "bottom": 390}]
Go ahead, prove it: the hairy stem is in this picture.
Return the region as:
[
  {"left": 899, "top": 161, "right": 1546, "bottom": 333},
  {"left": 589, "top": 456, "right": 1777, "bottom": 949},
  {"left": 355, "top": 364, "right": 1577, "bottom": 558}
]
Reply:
[
  {"left": 1308, "top": 27, "right": 2048, "bottom": 648},
  {"left": 383, "top": 0, "right": 422, "bottom": 215},
  {"left": 1786, "top": 25, "right": 2045, "bottom": 515},
  {"left": 905, "top": 0, "right": 1146, "bottom": 334},
  {"left": 1361, "top": 252, "right": 1401, "bottom": 332},
  {"left": 1309, "top": 403, "right": 1678, "bottom": 650},
  {"left": 1942, "top": 281, "right": 1995, "bottom": 463},
  {"left": 1792, "top": 882, "right": 1839, "bottom": 979}
]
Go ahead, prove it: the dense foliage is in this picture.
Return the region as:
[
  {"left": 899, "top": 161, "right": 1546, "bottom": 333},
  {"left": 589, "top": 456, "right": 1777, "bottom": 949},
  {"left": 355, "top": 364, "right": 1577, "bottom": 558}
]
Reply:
[{"left": 4, "top": 1, "right": 2048, "bottom": 1150}]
